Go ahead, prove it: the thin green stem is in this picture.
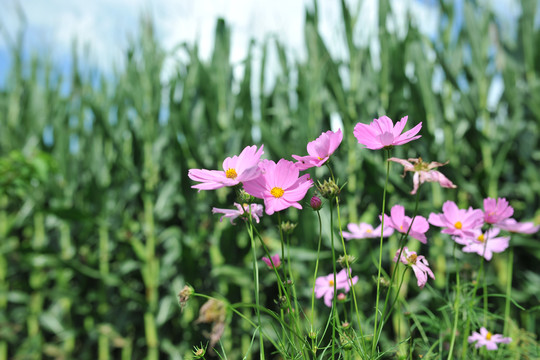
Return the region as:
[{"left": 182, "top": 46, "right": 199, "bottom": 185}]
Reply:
[
  {"left": 310, "top": 210, "right": 324, "bottom": 353},
  {"left": 447, "top": 242, "right": 461, "bottom": 360},
  {"left": 330, "top": 199, "right": 338, "bottom": 358},
  {"left": 372, "top": 148, "right": 391, "bottom": 356},
  {"left": 502, "top": 247, "right": 513, "bottom": 337},
  {"left": 246, "top": 220, "right": 265, "bottom": 360}
]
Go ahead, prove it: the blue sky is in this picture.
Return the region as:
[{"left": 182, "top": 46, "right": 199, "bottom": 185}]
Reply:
[{"left": 0, "top": 0, "right": 534, "bottom": 87}]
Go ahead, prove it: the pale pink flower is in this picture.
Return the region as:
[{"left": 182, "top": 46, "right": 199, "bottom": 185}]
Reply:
[
  {"left": 262, "top": 254, "right": 281, "bottom": 269},
  {"left": 455, "top": 228, "right": 510, "bottom": 261},
  {"left": 393, "top": 247, "right": 435, "bottom": 288},
  {"left": 212, "top": 203, "right": 264, "bottom": 224},
  {"left": 342, "top": 222, "right": 394, "bottom": 240},
  {"left": 292, "top": 129, "right": 343, "bottom": 170},
  {"left": 483, "top": 197, "right": 514, "bottom": 225},
  {"left": 243, "top": 159, "right": 313, "bottom": 215},
  {"left": 315, "top": 269, "right": 358, "bottom": 307},
  {"left": 353, "top": 115, "right": 422, "bottom": 150},
  {"left": 468, "top": 327, "right": 511, "bottom": 350},
  {"left": 428, "top": 201, "right": 484, "bottom": 238},
  {"left": 188, "top": 145, "right": 264, "bottom": 191},
  {"left": 495, "top": 218, "right": 540, "bottom": 234},
  {"left": 388, "top": 157, "right": 456, "bottom": 195},
  {"left": 382, "top": 205, "right": 430, "bottom": 243}
]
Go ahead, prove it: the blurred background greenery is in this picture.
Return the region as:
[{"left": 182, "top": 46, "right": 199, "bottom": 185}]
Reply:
[{"left": 0, "top": 0, "right": 539, "bottom": 358}]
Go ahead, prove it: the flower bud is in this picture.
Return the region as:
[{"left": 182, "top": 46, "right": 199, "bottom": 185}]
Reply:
[
  {"left": 178, "top": 285, "right": 194, "bottom": 312},
  {"left": 310, "top": 195, "right": 322, "bottom": 211},
  {"left": 317, "top": 179, "right": 340, "bottom": 199},
  {"left": 279, "top": 221, "right": 297, "bottom": 234},
  {"left": 337, "top": 254, "right": 357, "bottom": 268}
]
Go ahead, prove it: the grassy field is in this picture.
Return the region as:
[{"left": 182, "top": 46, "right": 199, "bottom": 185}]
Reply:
[{"left": 1, "top": 0, "right": 539, "bottom": 359}]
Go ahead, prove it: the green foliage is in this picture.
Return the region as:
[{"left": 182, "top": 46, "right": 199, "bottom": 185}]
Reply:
[{"left": 0, "top": 1, "right": 539, "bottom": 359}]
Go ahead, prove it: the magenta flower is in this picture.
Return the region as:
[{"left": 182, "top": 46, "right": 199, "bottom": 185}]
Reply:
[
  {"left": 388, "top": 157, "right": 456, "bottom": 195},
  {"left": 315, "top": 269, "right": 358, "bottom": 307},
  {"left": 393, "top": 247, "right": 435, "bottom": 288},
  {"left": 353, "top": 115, "right": 422, "bottom": 150},
  {"left": 495, "top": 218, "right": 540, "bottom": 234},
  {"left": 292, "top": 129, "right": 343, "bottom": 170},
  {"left": 188, "top": 145, "right": 264, "bottom": 190},
  {"left": 468, "top": 327, "right": 511, "bottom": 350},
  {"left": 483, "top": 197, "right": 514, "bottom": 225},
  {"left": 428, "top": 201, "right": 484, "bottom": 238},
  {"left": 310, "top": 195, "right": 323, "bottom": 211},
  {"left": 262, "top": 254, "right": 281, "bottom": 269},
  {"left": 382, "top": 205, "right": 429, "bottom": 243},
  {"left": 212, "top": 203, "right": 264, "bottom": 224},
  {"left": 342, "top": 222, "right": 394, "bottom": 240},
  {"left": 243, "top": 159, "right": 313, "bottom": 215},
  {"left": 456, "top": 228, "right": 510, "bottom": 261}
]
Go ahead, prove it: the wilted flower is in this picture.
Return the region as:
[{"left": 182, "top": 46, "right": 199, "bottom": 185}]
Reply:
[
  {"left": 243, "top": 159, "right": 313, "bottom": 215},
  {"left": 178, "top": 285, "right": 194, "bottom": 312},
  {"left": 455, "top": 227, "right": 510, "bottom": 261},
  {"left": 388, "top": 157, "right": 456, "bottom": 195},
  {"left": 483, "top": 197, "right": 514, "bottom": 225},
  {"left": 428, "top": 201, "right": 484, "bottom": 238},
  {"left": 382, "top": 204, "right": 430, "bottom": 243},
  {"left": 212, "top": 203, "right": 264, "bottom": 224},
  {"left": 468, "top": 327, "right": 511, "bottom": 350},
  {"left": 195, "top": 298, "right": 227, "bottom": 348},
  {"left": 292, "top": 129, "right": 343, "bottom": 170},
  {"left": 188, "top": 145, "right": 264, "bottom": 191},
  {"left": 353, "top": 115, "right": 422, "bottom": 150},
  {"left": 262, "top": 254, "right": 281, "bottom": 269},
  {"left": 393, "top": 247, "right": 435, "bottom": 288},
  {"left": 315, "top": 269, "right": 358, "bottom": 307},
  {"left": 342, "top": 222, "right": 394, "bottom": 240},
  {"left": 495, "top": 218, "right": 540, "bottom": 234}
]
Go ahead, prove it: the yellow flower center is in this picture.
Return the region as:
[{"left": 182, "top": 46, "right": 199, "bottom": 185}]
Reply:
[
  {"left": 317, "top": 156, "right": 323, "bottom": 160},
  {"left": 366, "top": 229, "right": 372, "bottom": 233},
  {"left": 328, "top": 279, "right": 334, "bottom": 287},
  {"left": 270, "top": 187, "right": 284, "bottom": 198},
  {"left": 477, "top": 233, "right": 485, "bottom": 242},
  {"left": 407, "top": 254, "right": 418, "bottom": 264},
  {"left": 225, "top": 168, "right": 238, "bottom": 179},
  {"left": 454, "top": 221, "right": 462, "bottom": 229},
  {"left": 486, "top": 331, "right": 492, "bottom": 340},
  {"left": 400, "top": 225, "right": 404, "bottom": 231}
]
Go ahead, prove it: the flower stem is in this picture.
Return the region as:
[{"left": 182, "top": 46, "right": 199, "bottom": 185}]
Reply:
[
  {"left": 246, "top": 220, "right": 265, "bottom": 360},
  {"left": 447, "top": 242, "right": 461, "bottom": 360},
  {"left": 330, "top": 199, "right": 339, "bottom": 358},
  {"left": 502, "top": 247, "right": 513, "bottom": 336},
  {"left": 310, "top": 210, "right": 324, "bottom": 353},
  {"left": 372, "top": 148, "right": 391, "bottom": 356}
]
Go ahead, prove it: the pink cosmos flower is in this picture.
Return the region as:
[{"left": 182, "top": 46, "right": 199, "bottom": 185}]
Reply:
[
  {"left": 212, "top": 203, "right": 264, "bottom": 224},
  {"left": 388, "top": 157, "right": 456, "bottom": 195},
  {"left": 353, "top": 115, "right": 422, "bottom": 150},
  {"left": 468, "top": 327, "right": 511, "bottom": 350},
  {"left": 243, "top": 159, "right": 313, "bottom": 215},
  {"left": 188, "top": 145, "right": 264, "bottom": 191},
  {"left": 342, "top": 222, "right": 394, "bottom": 240},
  {"left": 382, "top": 205, "right": 430, "bottom": 243},
  {"left": 495, "top": 218, "right": 540, "bottom": 234},
  {"left": 315, "top": 269, "right": 358, "bottom": 307},
  {"left": 262, "top": 254, "right": 281, "bottom": 269},
  {"left": 428, "top": 201, "right": 484, "bottom": 238},
  {"left": 292, "top": 129, "right": 343, "bottom": 170},
  {"left": 483, "top": 197, "right": 514, "bottom": 225},
  {"left": 455, "top": 228, "right": 510, "bottom": 261},
  {"left": 393, "top": 247, "right": 435, "bottom": 288}
]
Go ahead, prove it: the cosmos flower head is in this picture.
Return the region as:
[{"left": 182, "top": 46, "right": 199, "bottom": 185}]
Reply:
[
  {"left": 315, "top": 269, "right": 358, "bottom": 307},
  {"left": 388, "top": 157, "right": 456, "bottom": 195},
  {"left": 382, "top": 204, "right": 430, "bottom": 243},
  {"left": 483, "top": 197, "right": 514, "bottom": 225},
  {"left": 292, "top": 129, "right": 343, "bottom": 170},
  {"left": 262, "top": 254, "right": 281, "bottom": 269},
  {"left": 353, "top": 115, "right": 422, "bottom": 150},
  {"left": 428, "top": 201, "right": 484, "bottom": 238},
  {"left": 212, "top": 203, "right": 264, "bottom": 224},
  {"left": 393, "top": 247, "right": 435, "bottom": 288},
  {"left": 455, "top": 227, "right": 510, "bottom": 261},
  {"left": 243, "top": 159, "right": 313, "bottom": 215},
  {"left": 342, "top": 222, "right": 394, "bottom": 240},
  {"left": 188, "top": 145, "right": 264, "bottom": 191},
  {"left": 468, "top": 327, "right": 511, "bottom": 350}
]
